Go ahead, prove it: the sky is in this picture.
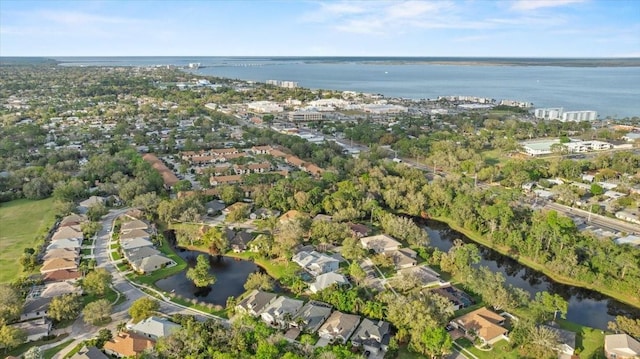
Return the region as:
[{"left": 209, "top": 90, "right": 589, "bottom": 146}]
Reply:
[{"left": 1, "top": 0, "right": 639, "bottom": 57}]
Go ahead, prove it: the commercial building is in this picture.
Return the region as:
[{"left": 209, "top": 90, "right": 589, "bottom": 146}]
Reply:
[
  {"left": 534, "top": 108, "right": 598, "bottom": 122},
  {"left": 289, "top": 111, "right": 323, "bottom": 122}
]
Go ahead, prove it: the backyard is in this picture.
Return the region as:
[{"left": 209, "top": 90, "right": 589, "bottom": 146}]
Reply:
[{"left": 0, "top": 198, "right": 57, "bottom": 282}]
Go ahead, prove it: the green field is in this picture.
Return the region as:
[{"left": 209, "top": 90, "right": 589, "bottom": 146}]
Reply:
[{"left": 0, "top": 198, "right": 57, "bottom": 283}]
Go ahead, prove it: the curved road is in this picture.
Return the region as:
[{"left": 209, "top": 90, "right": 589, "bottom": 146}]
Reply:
[{"left": 48, "top": 209, "right": 224, "bottom": 359}]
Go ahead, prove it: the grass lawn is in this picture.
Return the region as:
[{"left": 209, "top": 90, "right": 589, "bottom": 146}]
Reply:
[
  {"left": 225, "top": 251, "right": 299, "bottom": 280},
  {"left": 111, "top": 251, "right": 122, "bottom": 260},
  {"left": 456, "top": 338, "right": 519, "bottom": 359},
  {"left": 396, "top": 345, "right": 428, "bottom": 359},
  {"left": 43, "top": 339, "right": 74, "bottom": 359},
  {"left": 170, "top": 296, "right": 228, "bottom": 318},
  {"left": 82, "top": 286, "right": 124, "bottom": 306},
  {"left": 63, "top": 342, "right": 84, "bottom": 359},
  {"left": 80, "top": 248, "right": 92, "bottom": 256},
  {"left": 0, "top": 198, "right": 57, "bottom": 282},
  {"left": 5, "top": 333, "right": 69, "bottom": 358},
  {"left": 110, "top": 242, "right": 120, "bottom": 250},
  {"left": 556, "top": 319, "right": 606, "bottom": 359}
]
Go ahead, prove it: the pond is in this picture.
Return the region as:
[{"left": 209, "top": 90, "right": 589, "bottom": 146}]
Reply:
[
  {"left": 424, "top": 219, "right": 640, "bottom": 330},
  {"left": 156, "top": 247, "right": 261, "bottom": 306}
]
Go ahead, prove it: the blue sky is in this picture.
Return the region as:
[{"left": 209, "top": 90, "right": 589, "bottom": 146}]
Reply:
[{"left": 1, "top": 0, "right": 639, "bottom": 57}]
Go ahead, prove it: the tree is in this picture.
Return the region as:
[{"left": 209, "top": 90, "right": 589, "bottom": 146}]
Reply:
[
  {"left": 23, "top": 177, "right": 52, "bottom": 200},
  {"left": 531, "top": 291, "right": 568, "bottom": 323},
  {"left": 203, "top": 227, "right": 229, "bottom": 255},
  {"left": 87, "top": 202, "right": 108, "bottom": 221},
  {"left": 20, "top": 250, "right": 38, "bottom": 272},
  {"left": 186, "top": 255, "right": 216, "bottom": 288},
  {"left": 82, "top": 268, "right": 112, "bottom": 296},
  {"left": 129, "top": 298, "right": 160, "bottom": 323},
  {"left": 23, "top": 346, "right": 43, "bottom": 359},
  {"left": 415, "top": 327, "right": 453, "bottom": 358},
  {"left": 48, "top": 294, "right": 82, "bottom": 322},
  {"left": 83, "top": 299, "right": 112, "bottom": 325},
  {"left": 226, "top": 205, "right": 250, "bottom": 223},
  {"left": 173, "top": 180, "right": 192, "bottom": 192},
  {"left": 95, "top": 328, "right": 113, "bottom": 348},
  {"left": 0, "top": 284, "right": 23, "bottom": 323},
  {"left": 81, "top": 221, "right": 102, "bottom": 239},
  {"left": 348, "top": 262, "right": 367, "bottom": 286},
  {"left": 244, "top": 272, "right": 274, "bottom": 291},
  {"left": 219, "top": 185, "right": 244, "bottom": 204},
  {"left": 0, "top": 323, "right": 26, "bottom": 352},
  {"left": 340, "top": 236, "right": 366, "bottom": 261},
  {"left": 590, "top": 183, "right": 604, "bottom": 196},
  {"left": 609, "top": 315, "right": 640, "bottom": 338}
]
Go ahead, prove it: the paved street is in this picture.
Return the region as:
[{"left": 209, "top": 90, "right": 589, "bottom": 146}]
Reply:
[
  {"left": 47, "top": 209, "right": 222, "bottom": 359},
  {"left": 545, "top": 202, "right": 640, "bottom": 234}
]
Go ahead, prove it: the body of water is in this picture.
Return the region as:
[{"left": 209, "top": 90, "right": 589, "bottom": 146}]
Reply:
[
  {"left": 52, "top": 56, "right": 640, "bottom": 118},
  {"left": 424, "top": 220, "right": 640, "bottom": 330},
  {"left": 155, "top": 247, "right": 260, "bottom": 305}
]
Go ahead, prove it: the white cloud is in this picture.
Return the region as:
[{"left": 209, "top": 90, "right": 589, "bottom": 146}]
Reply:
[{"left": 510, "top": 0, "right": 586, "bottom": 11}]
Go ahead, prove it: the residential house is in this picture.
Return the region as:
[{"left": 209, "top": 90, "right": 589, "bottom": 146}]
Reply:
[
  {"left": 310, "top": 272, "right": 350, "bottom": 293},
  {"left": 399, "top": 265, "right": 443, "bottom": 288},
  {"left": 542, "top": 324, "right": 576, "bottom": 359},
  {"left": 616, "top": 210, "right": 640, "bottom": 226},
  {"left": 251, "top": 145, "right": 273, "bottom": 155},
  {"left": 430, "top": 285, "right": 474, "bottom": 311},
  {"left": 9, "top": 318, "right": 52, "bottom": 342},
  {"left": 348, "top": 223, "right": 370, "bottom": 238},
  {"left": 43, "top": 269, "right": 81, "bottom": 283},
  {"left": 313, "top": 214, "right": 333, "bottom": 222},
  {"left": 360, "top": 234, "right": 401, "bottom": 253},
  {"left": 69, "top": 346, "right": 109, "bottom": 359},
  {"left": 78, "top": 196, "right": 106, "bottom": 211},
  {"left": 279, "top": 210, "right": 305, "bottom": 223},
  {"left": 40, "top": 281, "right": 82, "bottom": 298},
  {"left": 123, "top": 246, "right": 161, "bottom": 263},
  {"left": 210, "top": 174, "right": 243, "bottom": 187},
  {"left": 230, "top": 231, "right": 254, "bottom": 253},
  {"left": 616, "top": 235, "right": 640, "bottom": 247},
  {"left": 250, "top": 208, "right": 281, "bottom": 220},
  {"left": 236, "top": 290, "right": 278, "bottom": 316},
  {"left": 451, "top": 307, "right": 509, "bottom": 345},
  {"left": 121, "top": 219, "right": 149, "bottom": 233},
  {"left": 318, "top": 311, "right": 361, "bottom": 344},
  {"left": 223, "top": 202, "right": 252, "bottom": 215},
  {"left": 103, "top": 332, "right": 155, "bottom": 358},
  {"left": 292, "top": 251, "right": 340, "bottom": 276},
  {"left": 261, "top": 296, "right": 305, "bottom": 329},
  {"left": 205, "top": 200, "right": 226, "bottom": 215},
  {"left": 120, "top": 229, "right": 151, "bottom": 242},
  {"left": 604, "top": 334, "right": 640, "bottom": 359},
  {"left": 291, "top": 301, "right": 333, "bottom": 333},
  {"left": 60, "top": 214, "right": 87, "bottom": 227},
  {"left": 351, "top": 318, "right": 392, "bottom": 355},
  {"left": 47, "top": 238, "right": 81, "bottom": 251},
  {"left": 131, "top": 255, "right": 175, "bottom": 274},
  {"left": 43, "top": 248, "right": 80, "bottom": 262},
  {"left": 52, "top": 226, "right": 83, "bottom": 241},
  {"left": 388, "top": 248, "right": 418, "bottom": 269},
  {"left": 129, "top": 316, "right": 181, "bottom": 341},
  {"left": 20, "top": 297, "right": 52, "bottom": 321},
  {"left": 40, "top": 258, "right": 78, "bottom": 274},
  {"left": 120, "top": 238, "right": 155, "bottom": 251}
]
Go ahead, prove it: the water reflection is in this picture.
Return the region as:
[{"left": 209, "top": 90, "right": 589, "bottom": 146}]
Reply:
[{"left": 423, "top": 220, "right": 640, "bottom": 329}]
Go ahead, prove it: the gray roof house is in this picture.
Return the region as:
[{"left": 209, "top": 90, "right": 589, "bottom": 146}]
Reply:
[
  {"left": 21, "top": 297, "right": 52, "bottom": 321},
  {"left": 542, "top": 324, "right": 576, "bottom": 358},
  {"left": 129, "top": 316, "right": 181, "bottom": 340},
  {"left": 70, "top": 346, "right": 109, "bottom": 359},
  {"left": 120, "top": 237, "right": 154, "bottom": 251},
  {"left": 120, "top": 219, "right": 149, "bottom": 233},
  {"left": 236, "top": 290, "right": 278, "bottom": 316},
  {"left": 131, "top": 255, "right": 176, "bottom": 274},
  {"left": 119, "top": 229, "right": 151, "bottom": 241},
  {"left": 261, "top": 296, "right": 304, "bottom": 329},
  {"left": 47, "top": 238, "right": 81, "bottom": 251},
  {"left": 351, "top": 319, "right": 392, "bottom": 355},
  {"left": 78, "top": 196, "right": 106, "bottom": 212},
  {"left": 292, "top": 301, "right": 333, "bottom": 333},
  {"left": 9, "top": 318, "right": 52, "bottom": 342},
  {"left": 318, "top": 311, "right": 361, "bottom": 344},
  {"left": 292, "top": 251, "right": 340, "bottom": 276},
  {"left": 604, "top": 334, "right": 640, "bottom": 359},
  {"left": 123, "top": 246, "right": 161, "bottom": 263},
  {"left": 360, "top": 234, "right": 401, "bottom": 253},
  {"left": 309, "top": 272, "right": 350, "bottom": 293},
  {"left": 230, "top": 231, "right": 254, "bottom": 253}
]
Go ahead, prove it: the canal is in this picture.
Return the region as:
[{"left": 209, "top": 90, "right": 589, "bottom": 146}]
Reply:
[{"left": 424, "top": 219, "right": 640, "bottom": 330}]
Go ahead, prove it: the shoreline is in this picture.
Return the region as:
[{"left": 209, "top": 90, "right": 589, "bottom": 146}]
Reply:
[{"left": 429, "top": 216, "right": 640, "bottom": 309}]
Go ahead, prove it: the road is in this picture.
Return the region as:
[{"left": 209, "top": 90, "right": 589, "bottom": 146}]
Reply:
[
  {"left": 47, "top": 209, "right": 225, "bottom": 359},
  {"left": 545, "top": 202, "right": 640, "bottom": 234}
]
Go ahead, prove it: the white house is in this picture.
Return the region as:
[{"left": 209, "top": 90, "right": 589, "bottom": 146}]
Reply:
[
  {"left": 260, "top": 296, "right": 304, "bottom": 329},
  {"left": 309, "top": 272, "right": 350, "bottom": 293},
  {"left": 292, "top": 251, "right": 340, "bottom": 276},
  {"left": 129, "top": 316, "right": 181, "bottom": 340},
  {"left": 360, "top": 234, "right": 401, "bottom": 253}
]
